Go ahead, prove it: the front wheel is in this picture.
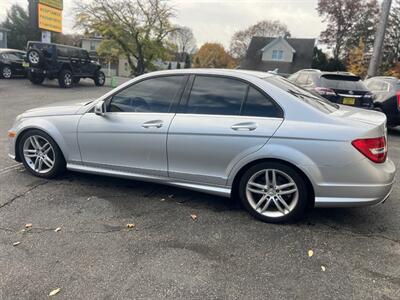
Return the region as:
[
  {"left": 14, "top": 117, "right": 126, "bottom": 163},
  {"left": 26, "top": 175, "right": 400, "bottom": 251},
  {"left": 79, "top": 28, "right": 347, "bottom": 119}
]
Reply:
[
  {"left": 18, "top": 130, "right": 66, "bottom": 178},
  {"left": 94, "top": 71, "right": 105, "bottom": 86},
  {"left": 1, "top": 66, "right": 12, "bottom": 79},
  {"left": 58, "top": 69, "right": 73, "bottom": 88},
  {"left": 28, "top": 72, "right": 45, "bottom": 85},
  {"left": 239, "top": 162, "right": 310, "bottom": 223}
]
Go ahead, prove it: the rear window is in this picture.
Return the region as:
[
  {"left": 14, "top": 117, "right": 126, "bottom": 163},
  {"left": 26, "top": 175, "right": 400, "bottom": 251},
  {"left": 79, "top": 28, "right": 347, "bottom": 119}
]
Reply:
[
  {"left": 320, "top": 75, "right": 367, "bottom": 91},
  {"left": 264, "top": 76, "right": 338, "bottom": 113}
]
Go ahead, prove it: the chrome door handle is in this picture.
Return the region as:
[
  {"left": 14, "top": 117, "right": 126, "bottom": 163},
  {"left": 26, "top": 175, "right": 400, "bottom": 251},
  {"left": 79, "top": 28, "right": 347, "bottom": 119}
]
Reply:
[
  {"left": 231, "top": 122, "right": 258, "bottom": 131},
  {"left": 142, "top": 120, "right": 163, "bottom": 128}
]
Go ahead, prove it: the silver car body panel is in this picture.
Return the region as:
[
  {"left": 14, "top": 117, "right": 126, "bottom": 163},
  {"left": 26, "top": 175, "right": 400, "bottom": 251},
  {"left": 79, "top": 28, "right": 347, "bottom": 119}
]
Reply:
[{"left": 8, "top": 69, "right": 396, "bottom": 207}]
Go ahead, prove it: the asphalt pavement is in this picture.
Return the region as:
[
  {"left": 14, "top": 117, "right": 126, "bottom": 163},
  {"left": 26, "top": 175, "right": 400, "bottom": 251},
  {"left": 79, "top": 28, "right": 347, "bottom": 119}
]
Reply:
[{"left": 0, "top": 78, "right": 399, "bottom": 299}]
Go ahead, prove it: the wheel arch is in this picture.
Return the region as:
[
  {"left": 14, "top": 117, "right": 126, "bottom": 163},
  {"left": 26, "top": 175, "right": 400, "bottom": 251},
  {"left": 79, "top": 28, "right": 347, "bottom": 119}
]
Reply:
[
  {"left": 14, "top": 126, "right": 67, "bottom": 163},
  {"left": 230, "top": 158, "right": 315, "bottom": 206}
]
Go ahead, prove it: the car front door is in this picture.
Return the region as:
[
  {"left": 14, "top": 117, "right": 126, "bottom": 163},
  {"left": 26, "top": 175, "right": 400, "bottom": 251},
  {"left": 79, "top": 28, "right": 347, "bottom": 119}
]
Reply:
[
  {"left": 167, "top": 75, "right": 284, "bottom": 186},
  {"left": 77, "top": 75, "right": 187, "bottom": 177},
  {"left": 79, "top": 50, "right": 95, "bottom": 76}
]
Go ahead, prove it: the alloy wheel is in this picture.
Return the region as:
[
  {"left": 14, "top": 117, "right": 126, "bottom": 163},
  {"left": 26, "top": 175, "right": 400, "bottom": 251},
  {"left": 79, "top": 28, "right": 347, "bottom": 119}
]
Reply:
[
  {"left": 23, "top": 135, "right": 55, "bottom": 174},
  {"left": 28, "top": 51, "right": 40, "bottom": 64},
  {"left": 2, "top": 66, "right": 12, "bottom": 78},
  {"left": 64, "top": 73, "right": 72, "bottom": 86},
  {"left": 246, "top": 169, "right": 299, "bottom": 218}
]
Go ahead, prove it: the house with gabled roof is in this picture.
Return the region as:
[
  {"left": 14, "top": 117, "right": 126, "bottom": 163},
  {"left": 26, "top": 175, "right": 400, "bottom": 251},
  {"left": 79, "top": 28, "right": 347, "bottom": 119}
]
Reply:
[{"left": 240, "top": 36, "right": 316, "bottom": 75}]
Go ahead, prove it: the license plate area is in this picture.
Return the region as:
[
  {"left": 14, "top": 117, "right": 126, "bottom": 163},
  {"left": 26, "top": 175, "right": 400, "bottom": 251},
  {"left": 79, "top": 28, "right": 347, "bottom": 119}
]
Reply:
[
  {"left": 22, "top": 62, "right": 29, "bottom": 67},
  {"left": 342, "top": 97, "right": 355, "bottom": 105}
]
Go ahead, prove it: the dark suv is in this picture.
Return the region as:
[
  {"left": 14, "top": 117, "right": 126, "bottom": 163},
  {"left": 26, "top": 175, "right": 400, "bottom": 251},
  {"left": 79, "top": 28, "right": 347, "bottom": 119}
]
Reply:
[
  {"left": 288, "top": 69, "right": 373, "bottom": 108},
  {"left": 26, "top": 41, "right": 105, "bottom": 88}
]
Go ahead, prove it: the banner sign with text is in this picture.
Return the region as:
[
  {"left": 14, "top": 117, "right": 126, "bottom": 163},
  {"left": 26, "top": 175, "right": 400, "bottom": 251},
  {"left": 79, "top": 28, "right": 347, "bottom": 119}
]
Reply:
[
  {"left": 38, "top": 3, "right": 62, "bottom": 33},
  {"left": 39, "top": 0, "right": 63, "bottom": 10}
]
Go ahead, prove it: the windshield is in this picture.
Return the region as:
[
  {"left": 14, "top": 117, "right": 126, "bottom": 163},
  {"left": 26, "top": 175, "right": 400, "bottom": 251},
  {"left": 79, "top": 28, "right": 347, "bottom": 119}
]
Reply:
[
  {"left": 320, "top": 75, "right": 368, "bottom": 91},
  {"left": 264, "top": 76, "right": 339, "bottom": 113}
]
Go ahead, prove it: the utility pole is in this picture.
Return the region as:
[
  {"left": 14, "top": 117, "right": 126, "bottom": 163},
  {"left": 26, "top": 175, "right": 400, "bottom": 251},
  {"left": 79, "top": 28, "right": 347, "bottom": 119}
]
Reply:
[{"left": 367, "top": 0, "right": 392, "bottom": 78}]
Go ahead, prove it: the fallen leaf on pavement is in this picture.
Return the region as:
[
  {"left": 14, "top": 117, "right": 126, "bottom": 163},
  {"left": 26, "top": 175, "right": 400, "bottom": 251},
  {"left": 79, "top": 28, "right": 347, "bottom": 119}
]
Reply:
[
  {"left": 308, "top": 250, "right": 314, "bottom": 257},
  {"left": 49, "top": 288, "right": 61, "bottom": 296},
  {"left": 168, "top": 194, "right": 174, "bottom": 198},
  {"left": 25, "top": 223, "right": 32, "bottom": 229},
  {"left": 54, "top": 227, "right": 61, "bottom": 232},
  {"left": 160, "top": 198, "right": 165, "bottom": 201},
  {"left": 13, "top": 242, "right": 20, "bottom": 246},
  {"left": 321, "top": 265, "right": 326, "bottom": 272},
  {"left": 126, "top": 223, "right": 135, "bottom": 229},
  {"left": 190, "top": 214, "right": 197, "bottom": 221}
]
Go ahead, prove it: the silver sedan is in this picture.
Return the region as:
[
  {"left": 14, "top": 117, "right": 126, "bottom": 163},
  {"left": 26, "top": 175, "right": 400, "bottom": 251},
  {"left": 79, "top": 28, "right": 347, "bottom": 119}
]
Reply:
[{"left": 7, "top": 69, "right": 396, "bottom": 223}]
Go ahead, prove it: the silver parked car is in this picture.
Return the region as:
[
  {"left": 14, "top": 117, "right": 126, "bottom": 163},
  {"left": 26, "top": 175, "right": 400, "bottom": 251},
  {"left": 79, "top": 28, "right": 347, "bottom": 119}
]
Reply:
[{"left": 7, "top": 69, "right": 396, "bottom": 223}]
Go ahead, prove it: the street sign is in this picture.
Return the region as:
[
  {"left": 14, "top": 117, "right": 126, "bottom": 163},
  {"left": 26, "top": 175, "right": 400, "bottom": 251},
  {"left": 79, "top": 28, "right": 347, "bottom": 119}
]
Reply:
[
  {"left": 38, "top": 3, "right": 62, "bottom": 33},
  {"left": 39, "top": 0, "right": 63, "bottom": 10}
]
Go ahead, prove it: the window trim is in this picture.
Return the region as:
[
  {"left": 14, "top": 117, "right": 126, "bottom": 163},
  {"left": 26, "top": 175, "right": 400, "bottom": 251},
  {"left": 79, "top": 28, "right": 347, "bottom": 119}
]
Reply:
[
  {"left": 104, "top": 74, "right": 189, "bottom": 114},
  {"left": 178, "top": 74, "right": 284, "bottom": 118}
]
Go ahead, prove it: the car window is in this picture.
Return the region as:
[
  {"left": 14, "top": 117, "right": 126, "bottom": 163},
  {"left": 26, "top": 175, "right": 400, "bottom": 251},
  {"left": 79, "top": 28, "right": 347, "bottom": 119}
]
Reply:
[
  {"left": 242, "top": 87, "right": 281, "bottom": 118},
  {"left": 264, "top": 76, "right": 338, "bottom": 113},
  {"left": 185, "top": 76, "right": 248, "bottom": 115},
  {"left": 109, "top": 76, "right": 185, "bottom": 113},
  {"left": 321, "top": 76, "right": 368, "bottom": 91},
  {"left": 57, "top": 46, "right": 69, "bottom": 57}
]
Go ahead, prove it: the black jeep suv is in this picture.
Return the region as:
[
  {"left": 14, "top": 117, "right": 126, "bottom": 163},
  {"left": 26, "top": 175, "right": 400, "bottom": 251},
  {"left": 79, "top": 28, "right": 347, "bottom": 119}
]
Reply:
[{"left": 26, "top": 41, "right": 105, "bottom": 88}]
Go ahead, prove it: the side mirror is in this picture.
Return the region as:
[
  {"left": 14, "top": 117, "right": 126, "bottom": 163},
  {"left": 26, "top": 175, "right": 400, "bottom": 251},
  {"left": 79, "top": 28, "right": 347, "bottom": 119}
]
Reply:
[{"left": 94, "top": 101, "right": 105, "bottom": 116}]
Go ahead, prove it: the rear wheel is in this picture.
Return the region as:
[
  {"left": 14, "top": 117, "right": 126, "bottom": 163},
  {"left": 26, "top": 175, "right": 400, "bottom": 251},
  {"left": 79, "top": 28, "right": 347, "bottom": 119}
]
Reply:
[
  {"left": 18, "top": 129, "right": 66, "bottom": 178},
  {"left": 239, "top": 162, "right": 310, "bottom": 223},
  {"left": 1, "top": 66, "right": 12, "bottom": 79},
  {"left": 94, "top": 71, "right": 105, "bottom": 86},
  {"left": 58, "top": 69, "right": 73, "bottom": 88}
]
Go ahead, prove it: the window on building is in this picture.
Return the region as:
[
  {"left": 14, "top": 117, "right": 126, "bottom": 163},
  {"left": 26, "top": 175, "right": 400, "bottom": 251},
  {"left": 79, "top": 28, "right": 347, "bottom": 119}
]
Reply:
[
  {"left": 272, "top": 50, "right": 284, "bottom": 60},
  {"left": 0, "top": 32, "right": 3, "bottom": 41},
  {"left": 90, "top": 41, "right": 96, "bottom": 51}
]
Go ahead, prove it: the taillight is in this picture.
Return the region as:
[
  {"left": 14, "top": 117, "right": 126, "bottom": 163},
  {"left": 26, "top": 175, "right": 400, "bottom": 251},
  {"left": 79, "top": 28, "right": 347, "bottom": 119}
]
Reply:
[
  {"left": 396, "top": 91, "right": 400, "bottom": 110},
  {"left": 352, "top": 137, "right": 387, "bottom": 163},
  {"left": 315, "top": 87, "right": 336, "bottom": 96}
]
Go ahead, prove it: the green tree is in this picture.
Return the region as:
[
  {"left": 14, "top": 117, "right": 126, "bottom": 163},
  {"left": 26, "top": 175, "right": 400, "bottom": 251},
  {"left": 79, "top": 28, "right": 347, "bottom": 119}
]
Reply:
[
  {"left": 75, "top": 0, "right": 176, "bottom": 76},
  {"left": 311, "top": 47, "right": 329, "bottom": 70},
  {"left": 2, "top": 4, "right": 32, "bottom": 49}
]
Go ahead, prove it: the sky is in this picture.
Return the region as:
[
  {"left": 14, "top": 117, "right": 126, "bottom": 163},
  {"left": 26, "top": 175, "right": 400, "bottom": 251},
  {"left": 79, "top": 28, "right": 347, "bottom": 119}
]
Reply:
[{"left": 0, "top": 0, "right": 325, "bottom": 47}]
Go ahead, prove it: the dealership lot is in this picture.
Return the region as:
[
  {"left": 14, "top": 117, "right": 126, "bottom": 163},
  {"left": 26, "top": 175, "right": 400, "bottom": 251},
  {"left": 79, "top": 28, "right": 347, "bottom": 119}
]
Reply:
[{"left": 0, "top": 79, "right": 399, "bottom": 299}]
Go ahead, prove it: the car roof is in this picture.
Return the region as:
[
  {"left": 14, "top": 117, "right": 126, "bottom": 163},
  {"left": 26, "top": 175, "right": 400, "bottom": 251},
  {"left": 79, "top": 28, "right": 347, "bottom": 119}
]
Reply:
[
  {"left": 367, "top": 76, "right": 398, "bottom": 82},
  {"left": 27, "top": 41, "right": 85, "bottom": 51},
  {"left": 0, "top": 48, "right": 25, "bottom": 53},
  {"left": 142, "top": 68, "right": 275, "bottom": 79}
]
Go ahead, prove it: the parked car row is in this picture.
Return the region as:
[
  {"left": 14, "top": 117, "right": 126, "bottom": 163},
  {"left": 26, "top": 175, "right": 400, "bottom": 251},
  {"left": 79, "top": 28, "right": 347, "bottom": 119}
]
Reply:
[
  {"left": 1, "top": 42, "right": 105, "bottom": 88},
  {"left": 287, "top": 69, "right": 400, "bottom": 127}
]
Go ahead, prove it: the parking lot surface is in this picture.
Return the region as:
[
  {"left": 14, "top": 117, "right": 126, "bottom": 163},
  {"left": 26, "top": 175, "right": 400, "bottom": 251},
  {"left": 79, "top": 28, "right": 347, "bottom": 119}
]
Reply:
[{"left": 0, "top": 78, "right": 399, "bottom": 299}]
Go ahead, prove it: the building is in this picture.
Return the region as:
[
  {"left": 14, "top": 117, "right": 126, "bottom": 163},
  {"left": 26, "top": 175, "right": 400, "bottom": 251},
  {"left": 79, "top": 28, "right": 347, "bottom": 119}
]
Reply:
[
  {"left": 0, "top": 27, "right": 10, "bottom": 48},
  {"left": 240, "top": 36, "right": 316, "bottom": 75},
  {"left": 81, "top": 37, "right": 103, "bottom": 57}
]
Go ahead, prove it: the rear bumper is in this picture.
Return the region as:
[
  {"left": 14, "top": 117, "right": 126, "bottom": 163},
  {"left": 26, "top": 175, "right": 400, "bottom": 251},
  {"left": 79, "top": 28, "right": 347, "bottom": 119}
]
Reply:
[
  {"left": 315, "top": 180, "right": 394, "bottom": 207},
  {"left": 313, "top": 158, "right": 396, "bottom": 208}
]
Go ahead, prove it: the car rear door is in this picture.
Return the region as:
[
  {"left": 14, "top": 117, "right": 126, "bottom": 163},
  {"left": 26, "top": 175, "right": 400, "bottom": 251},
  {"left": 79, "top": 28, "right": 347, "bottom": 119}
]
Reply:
[
  {"left": 167, "top": 75, "right": 284, "bottom": 186},
  {"left": 77, "top": 75, "right": 188, "bottom": 177}
]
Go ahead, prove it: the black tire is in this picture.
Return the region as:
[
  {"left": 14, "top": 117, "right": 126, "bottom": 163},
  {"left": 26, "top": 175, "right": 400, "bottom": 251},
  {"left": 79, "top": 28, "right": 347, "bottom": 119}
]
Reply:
[
  {"left": 58, "top": 69, "right": 73, "bottom": 88},
  {"left": 73, "top": 77, "right": 80, "bottom": 84},
  {"left": 1, "top": 65, "right": 12, "bottom": 79},
  {"left": 238, "top": 162, "right": 310, "bottom": 223},
  {"left": 27, "top": 49, "right": 43, "bottom": 67},
  {"left": 28, "top": 71, "right": 45, "bottom": 85},
  {"left": 94, "top": 71, "right": 105, "bottom": 86},
  {"left": 18, "top": 129, "right": 66, "bottom": 179}
]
